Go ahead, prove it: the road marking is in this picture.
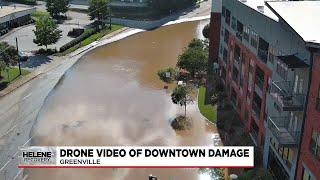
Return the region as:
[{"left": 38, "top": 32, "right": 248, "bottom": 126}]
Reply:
[{"left": 13, "top": 169, "right": 23, "bottom": 180}]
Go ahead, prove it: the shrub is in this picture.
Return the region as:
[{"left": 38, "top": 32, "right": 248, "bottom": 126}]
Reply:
[
  {"left": 59, "top": 28, "right": 97, "bottom": 52},
  {"left": 157, "top": 67, "right": 177, "bottom": 83},
  {"left": 36, "top": 48, "right": 57, "bottom": 55}
]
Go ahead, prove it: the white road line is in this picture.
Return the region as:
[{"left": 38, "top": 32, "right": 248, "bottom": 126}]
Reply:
[{"left": 13, "top": 169, "right": 23, "bottom": 180}]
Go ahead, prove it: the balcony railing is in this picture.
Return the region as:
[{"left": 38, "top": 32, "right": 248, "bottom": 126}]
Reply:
[
  {"left": 267, "top": 116, "right": 300, "bottom": 146},
  {"left": 270, "top": 81, "right": 306, "bottom": 111}
]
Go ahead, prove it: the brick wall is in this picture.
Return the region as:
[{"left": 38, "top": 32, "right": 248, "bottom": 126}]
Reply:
[{"left": 296, "top": 52, "right": 320, "bottom": 180}]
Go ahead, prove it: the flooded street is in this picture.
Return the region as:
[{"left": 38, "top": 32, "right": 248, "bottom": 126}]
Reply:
[{"left": 28, "top": 20, "right": 220, "bottom": 180}]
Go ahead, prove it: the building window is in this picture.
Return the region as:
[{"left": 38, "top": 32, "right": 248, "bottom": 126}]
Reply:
[
  {"left": 316, "top": 85, "right": 320, "bottom": 111},
  {"left": 310, "top": 130, "right": 320, "bottom": 159},
  {"left": 219, "top": 44, "right": 223, "bottom": 55},
  {"left": 243, "top": 26, "right": 250, "bottom": 42},
  {"left": 302, "top": 167, "right": 316, "bottom": 180},
  {"left": 250, "top": 30, "right": 258, "bottom": 49},
  {"left": 225, "top": 9, "right": 231, "bottom": 25},
  {"left": 224, "top": 28, "right": 229, "bottom": 43},
  {"left": 258, "top": 37, "right": 269, "bottom": 63},
  {"left": 236, "top": 21, "right": 243, "bottom": 40},
  {"left": 231, "top": 16, "right": 237, "bottom": 30},
  {"left": 223, "top": 48, "right": 228, "bottom": 63}
]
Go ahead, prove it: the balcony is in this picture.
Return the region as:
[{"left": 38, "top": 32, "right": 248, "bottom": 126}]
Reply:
[
  {"left": 270, "top": 81, "right": 306, "bottom": 111},
  {"left": 267, "top": 116, "right": 300, "bottom": 146}
]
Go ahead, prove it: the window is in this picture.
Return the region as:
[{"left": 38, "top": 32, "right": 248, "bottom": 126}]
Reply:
[
  {"left": 219, "top": 44, "right": 223, "bottom": 55},
  {"left": 224, "top": 28, "right": 229, "bottom": 43},
  {"left": 243, "top": 26, "right": 250, "bottom": 41},
  {"left": 225, "top": 9, "right": 230, "bottom": 25},
  {"left": 223, "top": 48, "right": 228, "bottom": 63},
  {"left": 250, "top": 30, "right": 258, "bottom": 49},
  {"left": 231, "top": 16, "right": 237, "bottom": 30},
  {"left": 258, "top": 37, "right": 269, "bottom": 63},
  {"left": 268, "top": 46, "right": 276, "bottom": 64},
  {"left": 316, "top": 85, "right": 320, "bottom": 111},
  {"left": 310, "top": 130, "right": 320, "bottom": 159},
  {"left": 236, "top": 21, "right": 243, "bottom": 40}
]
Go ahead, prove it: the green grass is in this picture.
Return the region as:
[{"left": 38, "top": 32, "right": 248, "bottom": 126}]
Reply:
[
  {"left": 0, "top": 68, "right": 30, "bottom": 83},
  {"left": 198, "top": 86, "right": 217, "bottom": 123}
]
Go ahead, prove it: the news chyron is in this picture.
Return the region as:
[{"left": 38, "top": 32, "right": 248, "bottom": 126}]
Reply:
[{"left": 19, "top": 146, "right": 254, "bottom": 168}]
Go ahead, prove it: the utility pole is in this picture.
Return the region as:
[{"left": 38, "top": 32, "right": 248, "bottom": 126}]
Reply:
[{"left": 15, "top": 37, "right": 21, "bottom": 76}]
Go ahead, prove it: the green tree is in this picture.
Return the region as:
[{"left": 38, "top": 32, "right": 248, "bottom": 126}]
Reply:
[
  {"left": 33, "top": 16, "right": 62, "bottom": 49},
  {"left": 202, "top": 23, "right": 210, "bottom": 39},
  {"left": 177, "top": 46, "right": 208, "bottom": 77},
  {"left": 188, "top": 38, "right": 205, "bottom": 49},
  {"left": 46, "top": 0, "right": 70, "bottom": 17},
  {"left": 157, "top": 67, "right": 178, "bottom": 83},
  {"left": 88, "top": 0, "right": 110, "bottom": 21},
  {"left": 0, "top": 42, "right": 19, "bottom": 66},
  {"left": 238, "top": 168, "right": 274, "bottom": 180},
  {"left": 171, "top": 86, "right": 192, "bottom": 117}
]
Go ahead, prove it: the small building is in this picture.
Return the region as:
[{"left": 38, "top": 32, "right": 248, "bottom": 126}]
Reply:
[{"left": 0, "top": 6, "right": 35, "bottom": 36}]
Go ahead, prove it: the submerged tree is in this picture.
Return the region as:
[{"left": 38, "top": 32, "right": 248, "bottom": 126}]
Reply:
[
  {"left": 202, "top": 23, "right": 210, "bottom": 39},
  {"left": 171, "top": 86, "right": 193, "bottom": 117},
  {"left": 157, "top": 67, "right": 178, "bottom": 83}
]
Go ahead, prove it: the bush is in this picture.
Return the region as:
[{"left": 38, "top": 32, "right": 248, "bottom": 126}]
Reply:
[
  {"left": 59, "top": 28, "right": 97, "bottom": 52},
  {"left": 67, "top": 28, "right": 84, "bottom": 38},
  {"left": 36, "top": 48, "right": 57, "bottom": 55},
  {"left": 157, "top": 67, "right": 177, "bottom": 83}
]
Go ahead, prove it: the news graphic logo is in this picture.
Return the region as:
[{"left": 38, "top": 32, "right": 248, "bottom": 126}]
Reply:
[
  {"left": 20, "top": 147, "right": 56, "bottom": 167},
  {"left": 19, "top": 146, "right": 254, "bottom": 168}
]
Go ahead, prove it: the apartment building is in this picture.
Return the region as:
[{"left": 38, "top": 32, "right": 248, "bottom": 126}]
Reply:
[{"left": 209, "top": 0, "right": 320, "bottom": 179}]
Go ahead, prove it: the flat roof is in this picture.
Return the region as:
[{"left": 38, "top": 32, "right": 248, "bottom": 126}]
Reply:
[
  {"left": 0, "top": 6, "right": 33, "bottom": 19},
  {"left": 238, "top": 0, "right": 279, "bottom": 21},
  {"left": 267, "top": 1, "right": 320, "bottom": 45}
]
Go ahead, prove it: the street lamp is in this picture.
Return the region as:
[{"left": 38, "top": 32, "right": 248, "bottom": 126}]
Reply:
[{"left": 15, "top": 37, "right": 21, "bottom": 76}]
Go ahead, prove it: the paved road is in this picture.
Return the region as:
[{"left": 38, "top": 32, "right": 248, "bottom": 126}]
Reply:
[{"left": 0, "top": 1, "right": 212, "bottom": 179}]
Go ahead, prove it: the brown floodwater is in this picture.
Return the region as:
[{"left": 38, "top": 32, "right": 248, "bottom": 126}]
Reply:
[{"left": 28, "top": 20, "right": 221, "bottom": 180}]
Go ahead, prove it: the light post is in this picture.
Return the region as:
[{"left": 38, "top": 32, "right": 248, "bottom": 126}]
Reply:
[{"left": 15, "top": 37, "right": 21, "bottom": 76}]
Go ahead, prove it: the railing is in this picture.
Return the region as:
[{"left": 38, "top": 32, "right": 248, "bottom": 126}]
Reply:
[
  {"left": 270, "top": 81, "right": 306, "bottom": 111},
  {"left": 267, "top": 116, "right": 300, "bottom": 146},
  {"left": 258, "top": 49, "right": 268, "bottom": 63}
]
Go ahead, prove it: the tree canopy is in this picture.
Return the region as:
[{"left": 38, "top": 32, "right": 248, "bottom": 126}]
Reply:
[
  {"left": 177, "top": 39, "right": 208, "bottom": 77},
  {"left": 0, "top": 42, "right": 19, "bottom": 66},
  {"left": 33, "top": 16, "right": 62, "bottom": 49},
  {"left": 157, "top": 67, "right": 178, "bottom": 83},
  {"left": 46, "top": 0, "right": 70, "bottom": 17},
  {"left": 202, "top": 23, "right": 210, "bottom": 39},
  {"left": 88, "top": 0, "right": 111, "bottom": 21}
]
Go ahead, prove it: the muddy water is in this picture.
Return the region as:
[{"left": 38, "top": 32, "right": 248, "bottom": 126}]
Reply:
[{"left": 28, "top": 20, "right": 220, "bottom": 180}]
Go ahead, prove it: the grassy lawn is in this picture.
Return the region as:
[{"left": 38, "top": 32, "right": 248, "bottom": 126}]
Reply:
[
  {"left": 0, "top": 68, "right": 30, "bottom": 83},
  {"left": 198, "top": 86, "right": 217, "bottom": 123},
  {"left": 60, "top": 25, "right": 124, "bottom": 55}
]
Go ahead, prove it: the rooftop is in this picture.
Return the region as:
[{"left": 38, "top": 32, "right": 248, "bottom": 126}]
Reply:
[
  {"left": 0, "top": 6, "right": 33, "bottom": 19},
  {"left": 238, "top": 0, "right": 279, "bottom": 21},
  {"left": 267, "top": 1, "right": 320, "bottom": 46}
]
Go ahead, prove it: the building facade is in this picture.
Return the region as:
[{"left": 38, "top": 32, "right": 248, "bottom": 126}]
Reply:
[{"left": 209, "top": 0, "right": 320, "bottom": 179}]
